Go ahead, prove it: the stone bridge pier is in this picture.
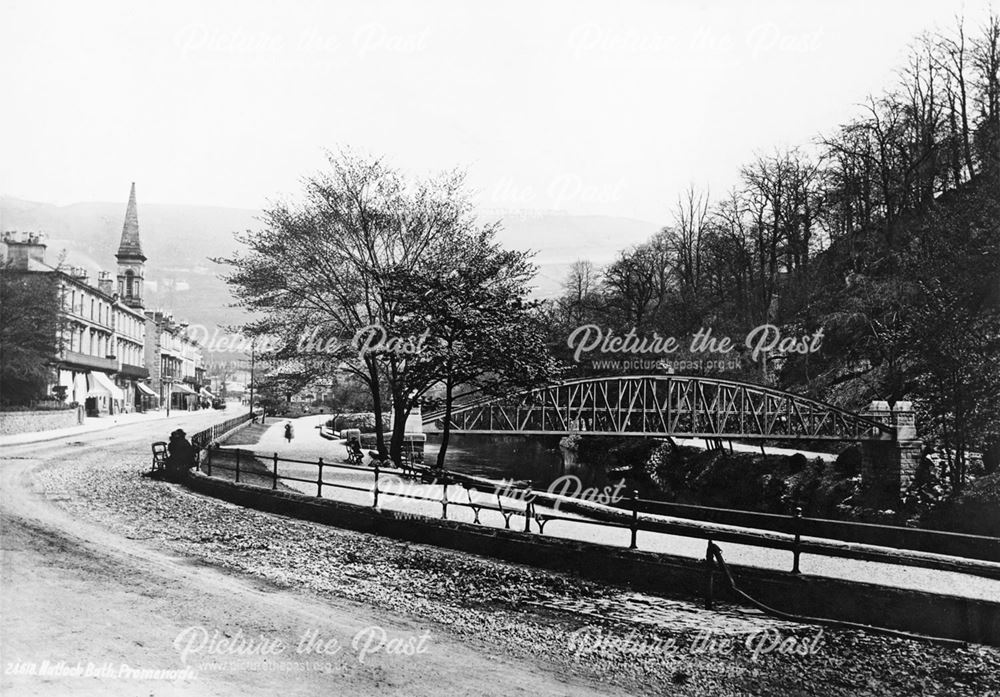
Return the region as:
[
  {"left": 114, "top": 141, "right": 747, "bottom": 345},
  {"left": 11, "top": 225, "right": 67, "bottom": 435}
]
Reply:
[{"left": 860, "top": 401, "right": 922, "bottom": 508}]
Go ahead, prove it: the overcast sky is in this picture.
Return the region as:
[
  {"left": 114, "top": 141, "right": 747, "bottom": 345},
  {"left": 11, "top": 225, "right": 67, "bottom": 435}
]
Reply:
[{"left": 1, "top": 0, "right": 995, "bottom": 224}]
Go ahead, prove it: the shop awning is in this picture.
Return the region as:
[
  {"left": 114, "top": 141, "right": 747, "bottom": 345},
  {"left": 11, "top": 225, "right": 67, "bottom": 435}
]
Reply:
[
  {"left": 170, "top": 383, "right": 198, "bottom": 395},
  {"left": 200, "top": 387, "right": 216, "bottom": 399},
  {"left": 88, "top": 371, "right": 125, "bottom": 401},
  {"left": 72, "top": 372, "right": 88, "bottom": 404},
  {"left": 136, "top": 382, "right": 158, "bottom": 398}
]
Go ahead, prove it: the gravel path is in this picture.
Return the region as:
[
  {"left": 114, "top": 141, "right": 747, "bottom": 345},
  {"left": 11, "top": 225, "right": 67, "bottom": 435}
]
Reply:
[{"left": 7, "top": 424, "right": 1000, "bottom": 695}]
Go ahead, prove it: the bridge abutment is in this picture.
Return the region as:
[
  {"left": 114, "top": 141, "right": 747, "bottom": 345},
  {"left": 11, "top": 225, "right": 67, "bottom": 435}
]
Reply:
[{"left": 860, "top": 401, "right": 922, "bottom": 508}]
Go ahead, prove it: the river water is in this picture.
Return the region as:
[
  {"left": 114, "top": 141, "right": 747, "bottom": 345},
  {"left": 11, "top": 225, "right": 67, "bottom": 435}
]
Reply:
[{"left": 423, "top": 433, "right": 567, "bottom": 487}]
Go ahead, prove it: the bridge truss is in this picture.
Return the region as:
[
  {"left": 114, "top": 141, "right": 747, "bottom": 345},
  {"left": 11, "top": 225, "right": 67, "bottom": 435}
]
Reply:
[{"left": 422, "top": 375, "right": 894, "bottom": 441}]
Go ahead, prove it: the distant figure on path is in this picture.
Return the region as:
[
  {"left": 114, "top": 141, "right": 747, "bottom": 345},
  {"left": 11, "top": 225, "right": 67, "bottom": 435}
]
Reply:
[{"left": 284, "top": 422, "right": 294, "bottom": 443}]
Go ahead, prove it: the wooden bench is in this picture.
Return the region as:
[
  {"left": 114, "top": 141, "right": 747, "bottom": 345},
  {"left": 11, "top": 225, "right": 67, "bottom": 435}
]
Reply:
[{"left": 345, "top": 442, "right": 365, "bottom": 466}]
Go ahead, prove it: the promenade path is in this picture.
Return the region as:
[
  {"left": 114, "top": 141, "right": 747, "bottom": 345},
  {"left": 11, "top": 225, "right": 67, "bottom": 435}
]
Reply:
[
  {"left": 218, "top": 416, "right": 1000, "bottom": 604},
  {"left": 0, "top": 404, "right": 237, "bottom": 448}
]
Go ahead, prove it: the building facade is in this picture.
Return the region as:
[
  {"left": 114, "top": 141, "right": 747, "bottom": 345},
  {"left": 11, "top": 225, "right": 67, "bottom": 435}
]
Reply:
[
  {"left": 145, "top": 311, "right": 207, "bottom": 410},
  {"left": 1, "top": 183, "right": 205, "bottom": 415},
  {"left": 2, "top": 235, "right": 151, "bottom": 415}
]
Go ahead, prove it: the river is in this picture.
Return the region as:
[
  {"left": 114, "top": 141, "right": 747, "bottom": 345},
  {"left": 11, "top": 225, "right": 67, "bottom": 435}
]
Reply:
[{"left": 423, "top": 433, "right": 566, "bottom": 487}]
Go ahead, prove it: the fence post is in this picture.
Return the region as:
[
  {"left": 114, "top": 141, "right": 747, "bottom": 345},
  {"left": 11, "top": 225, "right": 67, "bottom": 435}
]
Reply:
[
  {"left": 792, "top": 506, "right": 802, "bottom": 574},
  {"left": 629, "top": 489, "right": 639, "bottom": 549},
  {"left": 317, "top": 458, "right": 324, "bottom": 498},
  {"left": 523, "top": 487, "right": 533, "bottom": 533},
  {"left": 235, "top": 449, "right": 241, "bottom": 483},
  {"left": 373, "top": 463, "right": 380, "bottom": 508},
  {"left": 704, "top": 539, "right": 715, "bottom": 610},
  {"left": 206, "top": 446, "right": 212, "bottom": 477},
  {"left": 442, "top": 481, "right": 449, "bottom": 520},
  {"left": 272, "top": 453, "right": 278, "bottom": 490}
]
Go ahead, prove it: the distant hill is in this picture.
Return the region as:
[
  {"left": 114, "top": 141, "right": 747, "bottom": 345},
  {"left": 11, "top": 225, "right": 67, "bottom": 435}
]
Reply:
[{"left": 0, "top": 195, "right": 659, "bottom": 330}]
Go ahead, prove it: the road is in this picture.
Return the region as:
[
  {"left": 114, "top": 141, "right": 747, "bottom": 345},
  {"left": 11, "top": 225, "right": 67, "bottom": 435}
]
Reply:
[{"left": 0, "top": 413, "right": 613, "bottom": 696}]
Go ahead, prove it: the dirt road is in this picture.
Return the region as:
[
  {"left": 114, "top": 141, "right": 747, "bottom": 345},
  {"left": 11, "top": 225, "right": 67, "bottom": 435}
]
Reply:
[{"left": 0, "top": 417, "right": 611, "bottom": 696}]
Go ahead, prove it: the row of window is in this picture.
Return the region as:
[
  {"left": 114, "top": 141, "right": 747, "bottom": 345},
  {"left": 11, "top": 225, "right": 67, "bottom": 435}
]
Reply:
[
  {"left": 61, "top": 286, "right": 145, "bottom": 340},
  {"left": 115, "top": 309, "right": 144, "bottom": 341},
  {"left": 64, "top": 326, "right": 110, "bottom": 358},
  {"left": 63, "top": 325, "right": 143, "bottom": 364},
  {"left": 116, "top": 338, "right": 144, "bottom": 367}
]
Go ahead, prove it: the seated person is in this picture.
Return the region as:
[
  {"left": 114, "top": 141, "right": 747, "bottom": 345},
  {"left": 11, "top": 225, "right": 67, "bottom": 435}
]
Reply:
[
  {"left": 347, "top": 437, "right": 364, "bottom": 464},
  {"left": 166, "top": 429, "right": 197, "bottom": 478}
]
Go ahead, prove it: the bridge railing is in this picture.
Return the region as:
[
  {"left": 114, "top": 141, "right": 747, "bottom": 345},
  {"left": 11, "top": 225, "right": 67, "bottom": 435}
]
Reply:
[
  {"left": 195, "top": 447, "right": 1000, "bottom": 579},
  {"left": 422, "top": 374, "right": 895, "bottom": 441}
]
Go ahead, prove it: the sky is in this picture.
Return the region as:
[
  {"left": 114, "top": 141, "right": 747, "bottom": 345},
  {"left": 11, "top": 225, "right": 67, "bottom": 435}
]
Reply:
[{"left": 1, "top": 0, "right": 996, "bottom": 225}]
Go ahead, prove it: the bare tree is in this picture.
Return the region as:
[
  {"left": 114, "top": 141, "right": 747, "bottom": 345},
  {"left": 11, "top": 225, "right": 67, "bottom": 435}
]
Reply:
[
  {"left": 557, "top": 259, "right": 599, "bottom": 325},
  {"left": 219, "top": 150, "right": 471, "bottom": 462},
  {"left": 667, "top": 184, "right": 710, "bottom": 294},
  {"left": 936, "top": 17, "right": 976, "bottom": 178}
]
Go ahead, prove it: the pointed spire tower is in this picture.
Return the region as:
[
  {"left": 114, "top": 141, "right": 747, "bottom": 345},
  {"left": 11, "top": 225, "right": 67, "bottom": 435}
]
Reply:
[{"left": 115, "top": 182, "right": 147, "bottom": 309}]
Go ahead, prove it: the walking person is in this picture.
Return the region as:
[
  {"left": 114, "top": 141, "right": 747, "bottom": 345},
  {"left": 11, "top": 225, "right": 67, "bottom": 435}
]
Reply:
[{"left": 284, "top": 421, "right": 294, "bottom": 443}]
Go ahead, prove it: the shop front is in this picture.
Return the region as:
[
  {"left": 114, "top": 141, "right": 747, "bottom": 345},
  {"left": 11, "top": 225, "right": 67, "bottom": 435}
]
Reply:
[
  {"left": 135, "top": 381, "right": 159, "bottom": 412},
  {"left": 170, "top": 382, "right": 199, "bottom": 411},
  {"left": 86, "top": 371, "right": 126, "bottom": 415}
]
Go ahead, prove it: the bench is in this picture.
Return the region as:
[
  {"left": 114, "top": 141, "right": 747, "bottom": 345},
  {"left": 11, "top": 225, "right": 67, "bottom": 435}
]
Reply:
[{"left": 345, "top": 443, "right": 365, "bottom": 466}]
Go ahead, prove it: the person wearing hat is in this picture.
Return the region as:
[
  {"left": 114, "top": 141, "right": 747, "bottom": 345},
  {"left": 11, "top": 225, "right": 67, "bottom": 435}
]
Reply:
[{"left": 166, "top": 428, "right": 196, "bottom": 479}]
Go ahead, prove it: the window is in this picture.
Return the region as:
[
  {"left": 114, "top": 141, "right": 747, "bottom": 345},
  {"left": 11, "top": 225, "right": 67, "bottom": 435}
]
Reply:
[{"left": 125, "top": 270, "right": 134, "bottom": 298}]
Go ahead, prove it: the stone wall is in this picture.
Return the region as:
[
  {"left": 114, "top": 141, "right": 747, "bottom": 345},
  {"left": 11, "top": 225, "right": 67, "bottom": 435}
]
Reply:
[
  {"left": 861, "top": 401, "right": 923, "bottom": 507},
  {"left": 0, "top": 407, "right": 84, "bottom": 436}
]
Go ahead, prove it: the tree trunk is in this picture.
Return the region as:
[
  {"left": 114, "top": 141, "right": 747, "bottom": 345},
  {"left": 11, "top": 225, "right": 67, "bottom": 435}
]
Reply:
[
  {"left": 367, "top": 359, "right": 388, "bottom": 458},
  {"left": 436, "top": 377, "right": 455, "bottom": 469},
  {"left": 389, "top": 398, "right": 409, "bottom": 465}
]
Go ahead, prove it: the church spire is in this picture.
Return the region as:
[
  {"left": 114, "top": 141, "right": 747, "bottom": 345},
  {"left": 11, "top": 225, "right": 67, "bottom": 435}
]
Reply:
[
  {"left": 115, "top": 182, "right": 146, "bottom": 309},
  {"left": 116, "top": 182, "right": 145, "bottom": 261}
]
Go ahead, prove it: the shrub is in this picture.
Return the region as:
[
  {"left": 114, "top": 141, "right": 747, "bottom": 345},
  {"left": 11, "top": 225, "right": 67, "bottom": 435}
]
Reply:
[{"left": 332, "top": 412, "right": 391, "bottom": 432}]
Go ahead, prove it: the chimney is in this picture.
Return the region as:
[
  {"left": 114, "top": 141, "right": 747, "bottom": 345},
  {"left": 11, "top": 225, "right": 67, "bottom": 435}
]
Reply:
[
  {"left": 97, "top": 271, "right": 114, "bottom": 296},
  {"left": 2, "top": 231, "right": 47, "bottom": 269},
  {"left": 70, "top": 266, "right": 90, "bottom": 285}
]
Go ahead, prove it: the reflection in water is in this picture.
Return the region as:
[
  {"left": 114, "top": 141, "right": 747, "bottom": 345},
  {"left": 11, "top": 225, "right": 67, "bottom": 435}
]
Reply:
[{"left": 424, "top": 433, "right": 566, "bottom": 487}]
